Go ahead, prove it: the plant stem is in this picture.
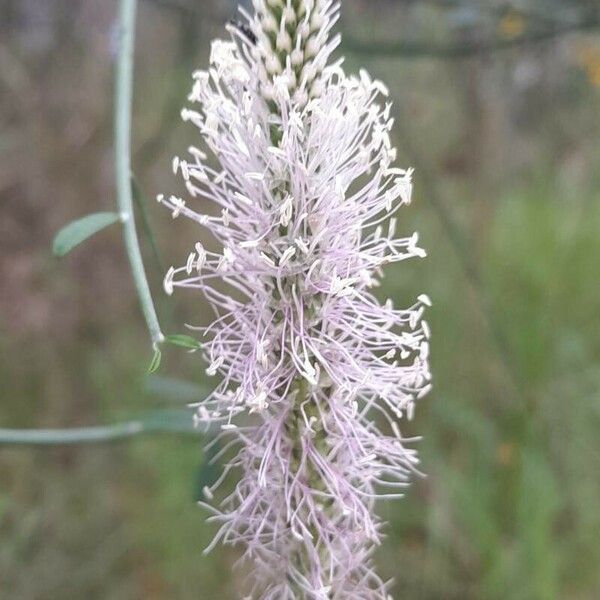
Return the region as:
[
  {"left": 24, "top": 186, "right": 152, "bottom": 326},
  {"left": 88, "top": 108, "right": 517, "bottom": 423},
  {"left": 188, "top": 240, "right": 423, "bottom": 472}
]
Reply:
[
  {"left": 0, "top": 411, "right": 199, "bottom": 445},
  {"left": 114, "top": 0, "right": 164, "bottom": 348},
  {"left": 0, "top": 422, "right": 144, "bottom": 445}
]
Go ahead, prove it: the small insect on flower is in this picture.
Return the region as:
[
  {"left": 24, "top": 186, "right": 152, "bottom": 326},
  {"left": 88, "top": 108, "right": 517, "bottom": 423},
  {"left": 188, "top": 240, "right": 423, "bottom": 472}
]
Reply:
[
  {"left": 227, "top": 19, "right": 257, "bottom": 45},
  {"left": 159, "top": 1, "right": 431, "bottom": 598}
]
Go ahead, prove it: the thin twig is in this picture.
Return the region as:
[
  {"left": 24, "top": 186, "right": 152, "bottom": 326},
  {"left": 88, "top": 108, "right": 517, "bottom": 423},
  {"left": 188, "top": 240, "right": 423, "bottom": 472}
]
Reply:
[
  {"left": 343, "top": 15, "right": 600, "bottom": 59},
  {"left": 409, "top": 0, "right": 572, "bottom": 29},
  {"left": 115, "top": 0, "right": 164, "bottom": 348}
]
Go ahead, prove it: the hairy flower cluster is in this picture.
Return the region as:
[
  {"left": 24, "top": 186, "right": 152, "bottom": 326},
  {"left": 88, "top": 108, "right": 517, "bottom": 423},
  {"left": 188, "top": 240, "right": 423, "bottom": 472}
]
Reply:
[
  {"left": 251, "top": 0, "right": 340, "bottom": 105},
  {"left": 159, "top": 1, "right": 431, "bottom": 597}
]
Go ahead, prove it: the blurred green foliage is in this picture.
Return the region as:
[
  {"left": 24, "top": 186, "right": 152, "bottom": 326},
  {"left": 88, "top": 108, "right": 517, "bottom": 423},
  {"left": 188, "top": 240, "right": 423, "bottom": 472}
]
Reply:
[{"left": 378, "top": 187, "right": 600, "bottom": 599}]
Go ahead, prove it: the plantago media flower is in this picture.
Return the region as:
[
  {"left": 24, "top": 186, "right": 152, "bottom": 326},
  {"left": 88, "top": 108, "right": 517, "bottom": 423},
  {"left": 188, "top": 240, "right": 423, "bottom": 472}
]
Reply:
[{"left": 160, "top": 0, "right": 431, "bottom": 597}]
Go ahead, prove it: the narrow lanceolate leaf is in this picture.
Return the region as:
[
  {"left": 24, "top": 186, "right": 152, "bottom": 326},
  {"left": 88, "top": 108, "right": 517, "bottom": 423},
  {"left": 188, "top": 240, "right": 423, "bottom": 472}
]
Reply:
[
  {"left": 164, "top": 334, "right": 201, "bottom": 350},
  {"left": 52, "top": 212, "right": 120, "bottom": 257},
  {"left": 147, "top": 346, "right": 162, "bottom": 374},
  {"left": 131, "top": 176, "right": 165, "bottom": 274}
]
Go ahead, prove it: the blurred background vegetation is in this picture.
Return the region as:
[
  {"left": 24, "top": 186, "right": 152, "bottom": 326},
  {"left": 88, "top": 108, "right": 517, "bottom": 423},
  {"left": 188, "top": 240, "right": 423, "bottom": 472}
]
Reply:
[{"left": 1, "top": 0, "right": 600, "bottom": 598}]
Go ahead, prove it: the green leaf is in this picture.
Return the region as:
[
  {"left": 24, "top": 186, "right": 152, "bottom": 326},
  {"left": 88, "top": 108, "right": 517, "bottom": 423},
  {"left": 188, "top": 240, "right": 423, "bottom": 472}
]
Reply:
[
  {"left": 148, "top": 346, "right": 162, "bottom": 374},
  {"left": 52, "top": 212, "right": 120, "bottom": 257},
  {"left": 164, "top": 334, "right": 201, "bottom": 350}
]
